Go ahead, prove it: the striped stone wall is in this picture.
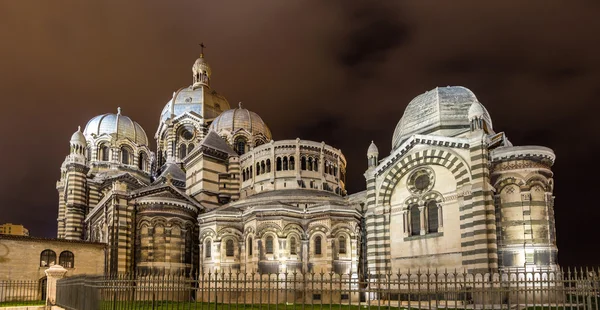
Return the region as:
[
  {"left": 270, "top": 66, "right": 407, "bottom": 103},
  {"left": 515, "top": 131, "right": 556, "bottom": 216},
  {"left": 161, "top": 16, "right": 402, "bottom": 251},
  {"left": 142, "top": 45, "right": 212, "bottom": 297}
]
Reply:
[
  {"left": 64, "top": 163, "right": 89, "bottom": 240},
  {"left": 460, "top": 133, "right": 498, "bottom": 273}
]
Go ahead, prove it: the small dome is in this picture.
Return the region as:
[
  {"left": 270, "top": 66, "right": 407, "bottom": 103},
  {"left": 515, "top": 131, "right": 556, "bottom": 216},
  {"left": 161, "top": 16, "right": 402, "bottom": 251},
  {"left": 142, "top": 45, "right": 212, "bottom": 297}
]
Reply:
[
  {"left": 210, "top": 104, "right": 272, "bottom": 141},
  {"left": 468, "top": 101, "right": 493, "bottom": 125},
  {"left": 367, "top": 141, "right": 379, "bottom": 157},
  {"left": 83, "top": 108, "right": 148, "bottom": 145},
  {"left": 392, "top": 86, "right": 493, "bottom": 150},
  {"left": 70, "top": 126, "right": 87, "bottom": 145},
  {"left": 193, "top": 56, "right": 212, "bottom": 81}
]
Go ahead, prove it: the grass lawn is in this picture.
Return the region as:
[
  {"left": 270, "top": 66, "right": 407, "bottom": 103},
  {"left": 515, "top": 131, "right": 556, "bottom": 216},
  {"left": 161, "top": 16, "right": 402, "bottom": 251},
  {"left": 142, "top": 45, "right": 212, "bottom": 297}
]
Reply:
[{"left": 0, "top": 300, "right": 45, "bottom": 307}]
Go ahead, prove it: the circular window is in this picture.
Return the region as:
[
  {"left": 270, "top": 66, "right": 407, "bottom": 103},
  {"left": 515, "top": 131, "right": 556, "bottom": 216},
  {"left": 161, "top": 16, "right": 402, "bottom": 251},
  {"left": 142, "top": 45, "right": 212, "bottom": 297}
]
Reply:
[
  {"left": 408, "top": 167, "right": 434, "bottom": 194},
  {"left": 180, "top": 126, "right": 194, "bottom": 141},
  {"left": 414, "top": 174, "right": 430, "bottom": 190}
]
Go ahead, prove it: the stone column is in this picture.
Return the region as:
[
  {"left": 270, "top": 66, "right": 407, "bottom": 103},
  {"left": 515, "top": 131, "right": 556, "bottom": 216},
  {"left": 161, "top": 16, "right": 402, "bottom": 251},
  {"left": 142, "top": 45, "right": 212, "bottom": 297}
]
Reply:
[{"left": 45, "top": 265, "right": 68, "bottom": 306}]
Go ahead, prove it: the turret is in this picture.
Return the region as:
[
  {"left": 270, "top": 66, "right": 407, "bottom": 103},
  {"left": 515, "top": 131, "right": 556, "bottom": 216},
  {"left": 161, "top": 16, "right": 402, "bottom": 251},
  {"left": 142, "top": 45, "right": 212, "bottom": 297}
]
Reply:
[{"left": 367, "top": 141, "right": 379, "bottom": 168}]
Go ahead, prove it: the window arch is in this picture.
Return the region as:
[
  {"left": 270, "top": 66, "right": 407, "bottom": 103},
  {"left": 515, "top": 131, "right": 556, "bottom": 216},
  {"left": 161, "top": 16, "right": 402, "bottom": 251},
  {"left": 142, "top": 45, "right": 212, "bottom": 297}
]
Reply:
[
  {"left": 40, "top": 250, "right": 56, "bottom": 267},
  {"left": 261, "top": 161, "right": 266, "bottom": 174},
  {"left": 266, "top": 159, "right": 271, "bottom": 173},
  {"left": 410, "top": 204, "right": 421, "bottom": 236},
  {"left": 308, "top": 157, "right": 313, "bottom": 171},
  {"left": 59, "top": 251, "right": 74, "bottom": 268},
  {"left": 313, "top": 158, "right": 319, "bottom": 172},
  {"left": 314, "top": 236, "right": 322, "bottom": 255},
  {"left": 179, "top": 144, "right": 187, "bottom": 159},
  {"left": 248, "top": 237, "right": 253, "bottom": 256},
  {"left": 121, "top": 146, "right": 133, "bottom": 165},
  {"left": 338, "top": 236, "right": 347, "bottom": 254},
  {"left": 276, "top": 158, "right": 282, "bottom": 171},
  {"left": 188, "top": 143, "right": 195, "bottom": 153},
  {"left": 289, "top": 156, "right": 295, "bottom": 170},
  {"left": 283, "top": 157, "right": 288, "bottom": 170},
  {"left": 100, "top": 144, "right": 109, "bottom": 161},
  {"left": 427, "top": 201, "right": 439, "bottom": 233},
  {"left": 301, "top": 156, "right": 307, "bottom": 170},
  {"left": 226, "top": 240, "right": 234, "bottom": 257},
  {"left": 266, "top": 236, "right": 274, "bottom": 254},
  {"left": 256, "top": 163, "right": 261, "bottom": 175},
  {"left": 205, "top": 240, "right": 212, "bottom": 258},
  {"left": 290, "top": 237, "right": 297, "bottom": 255},
  {"left": 86, "top": 147, "right": 91, "bottom": 161},
  {"left": 235, "top": 137, "right": 247, "bottom": 155}
]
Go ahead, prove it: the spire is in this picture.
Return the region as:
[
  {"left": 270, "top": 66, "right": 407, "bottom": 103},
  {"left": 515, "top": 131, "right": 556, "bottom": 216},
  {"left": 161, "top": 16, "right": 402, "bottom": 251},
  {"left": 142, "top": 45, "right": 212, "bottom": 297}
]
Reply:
[
  {"left": 199, "top": 42, "right": 206, "bottom": 58},
  {"left": 117, "top": 107, "right": 122, "bottom": 115},
  {"left": 238, "top": 102, "right": 243, "bottom": 109}
]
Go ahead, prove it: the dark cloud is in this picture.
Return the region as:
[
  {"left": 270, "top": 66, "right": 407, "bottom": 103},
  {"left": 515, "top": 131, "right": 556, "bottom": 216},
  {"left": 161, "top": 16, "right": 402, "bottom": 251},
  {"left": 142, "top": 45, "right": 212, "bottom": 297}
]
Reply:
[
  {"left": 335, "top": 1, "right": 410, "bottom": 76},
  {"left": 0, "top": 1, "right": 599, "bottom": 266}
]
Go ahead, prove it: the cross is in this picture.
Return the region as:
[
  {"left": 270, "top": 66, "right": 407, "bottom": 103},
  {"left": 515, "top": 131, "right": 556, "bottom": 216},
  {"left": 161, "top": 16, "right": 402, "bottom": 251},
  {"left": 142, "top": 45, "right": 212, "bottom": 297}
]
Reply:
[{"left": 199, "top": 42, "right": 206, "bottom": 57}]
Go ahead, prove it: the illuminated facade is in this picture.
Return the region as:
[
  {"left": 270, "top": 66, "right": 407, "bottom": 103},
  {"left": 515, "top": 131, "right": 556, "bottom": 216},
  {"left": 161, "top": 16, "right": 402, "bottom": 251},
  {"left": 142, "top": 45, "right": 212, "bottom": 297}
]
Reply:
[{"left": 56, "top": 52, "right": 558, "bottom": 275}]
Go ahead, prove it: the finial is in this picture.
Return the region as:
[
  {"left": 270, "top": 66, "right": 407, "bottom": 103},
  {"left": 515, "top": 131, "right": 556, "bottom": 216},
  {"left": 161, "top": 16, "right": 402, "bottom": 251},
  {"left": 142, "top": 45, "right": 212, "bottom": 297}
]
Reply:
[
  {"left": 78, "top": 126, "right": 81, "bottom": 132},
  {"left": 238, "top": 102, "right": 243, "bottom": 109},
  {"left": 199, "top": 42, "right": 206, "bottom": 58},
  {"left": 117, "top": 107, "right": 122, "bottom": 115}
]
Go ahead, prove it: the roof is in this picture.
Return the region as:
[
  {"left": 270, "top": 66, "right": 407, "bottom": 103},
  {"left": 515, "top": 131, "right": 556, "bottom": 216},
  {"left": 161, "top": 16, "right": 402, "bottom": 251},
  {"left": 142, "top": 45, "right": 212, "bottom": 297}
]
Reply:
[
  {"left": 391, "top": 86, "right": 492, "bottom": 150},
  {"left": 200, "top": 130, "right": 238, "bottom": 156},
  {"left": 209, "top": 105, "right": 272, "bottom": 141},
  {"left": 0, "top": 234, "right": 106, "bottom": 246}
]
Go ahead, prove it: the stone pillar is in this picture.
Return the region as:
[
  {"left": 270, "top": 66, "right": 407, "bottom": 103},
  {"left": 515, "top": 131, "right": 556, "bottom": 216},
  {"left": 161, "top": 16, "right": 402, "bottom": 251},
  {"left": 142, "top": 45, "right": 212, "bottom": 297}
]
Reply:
[{"left": 45, "top": 265, "right": 68, "bottom": 306}]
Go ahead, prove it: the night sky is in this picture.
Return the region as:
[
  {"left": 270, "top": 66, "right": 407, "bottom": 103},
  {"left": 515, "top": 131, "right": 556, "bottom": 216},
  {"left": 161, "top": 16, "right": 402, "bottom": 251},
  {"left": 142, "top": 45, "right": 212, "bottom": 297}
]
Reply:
[{"left": 1, "top": 1, "right": 598, "bottom": 266}]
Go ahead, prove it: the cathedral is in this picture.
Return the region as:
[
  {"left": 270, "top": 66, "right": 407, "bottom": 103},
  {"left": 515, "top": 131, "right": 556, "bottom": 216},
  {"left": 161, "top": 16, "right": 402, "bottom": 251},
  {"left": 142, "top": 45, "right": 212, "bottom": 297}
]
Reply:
[{"left": 56, "top": 51, "right": 558, "bottom": 276}]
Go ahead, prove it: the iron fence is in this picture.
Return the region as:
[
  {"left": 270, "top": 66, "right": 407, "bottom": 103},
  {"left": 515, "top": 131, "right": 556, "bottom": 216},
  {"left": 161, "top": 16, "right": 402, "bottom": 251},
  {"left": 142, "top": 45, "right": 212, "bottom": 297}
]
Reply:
[
  {"left": 56, "top": 267, "right": 600, "bottom": 310},
  {"left": 0, "top": 279, "right": 45, "bottom": 306}
]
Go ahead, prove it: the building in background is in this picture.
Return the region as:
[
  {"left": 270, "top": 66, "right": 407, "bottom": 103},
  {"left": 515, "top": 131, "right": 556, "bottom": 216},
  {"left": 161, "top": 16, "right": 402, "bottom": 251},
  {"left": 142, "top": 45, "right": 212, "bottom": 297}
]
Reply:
[
  {"left": 55, "top": 50, "right": 558, "bottom": 277},
  {"left": 0, "top": 223, "right": 29, "bottom": 236}
]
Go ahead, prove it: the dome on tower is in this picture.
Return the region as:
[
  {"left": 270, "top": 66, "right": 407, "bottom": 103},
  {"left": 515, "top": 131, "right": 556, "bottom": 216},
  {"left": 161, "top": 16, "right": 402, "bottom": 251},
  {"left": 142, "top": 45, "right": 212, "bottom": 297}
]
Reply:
[
  {"left": 367, "top": 141, "right": 379, "bottom": 157},
  {"left": 210, "top": 103, "right": 272, "bottom": 142},
  {"left": 70, "top": 126, "right": 86, "bottom": 145},
  {"left": 83, "top": 108, "right": 148, "bottom": 146},
  {"left": 159, "top": 52, "right": 230, "bottom": 124},
  {"left": 391, "top": 86, "right": 493, "bottom": 150}
]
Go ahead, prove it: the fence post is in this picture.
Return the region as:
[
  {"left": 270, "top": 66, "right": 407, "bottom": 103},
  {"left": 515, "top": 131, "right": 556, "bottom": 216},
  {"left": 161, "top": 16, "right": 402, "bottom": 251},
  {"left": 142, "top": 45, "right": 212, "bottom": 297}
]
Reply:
[{"left": 44, "top": 264, "right": 68, "bottom": 306}]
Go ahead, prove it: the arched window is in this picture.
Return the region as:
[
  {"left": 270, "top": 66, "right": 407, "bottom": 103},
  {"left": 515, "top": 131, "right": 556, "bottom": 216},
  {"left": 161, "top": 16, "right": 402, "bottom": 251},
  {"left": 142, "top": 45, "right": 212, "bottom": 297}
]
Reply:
[
  {"left": 276, "top": 158, "right": 282, "bottom": 171},
  {"left": 301, "top": 156, "right": 307, "bottom": 170},
  {"left": 339, "top": 236, "right": 346, "bottom": 254},
  {"left": 255, "top": 140, "right": 264, "bottom": 147},
  {"left": 256, "top": 163, "right": 261, "bottom": 175},
  {"left": 179, "top": 144, "right": 187, "bottom": 159},
  {"left": 427, "top": 201, "right": 439, "bottom": 233},
  {"left": 226, "top": 240, "right": 234, "bottom": 257},
  {"left": 308, "top": 157, "right": 313, "bottom": 171},
  {"left": 40, "top": 250, "right": 56, "bottom": 267},
  {"left": 248, "top": 237, "right": 253, "bottom": 256},
  {"left": 100, "top": 145, "right": 109, "bottom": 161},
  {"left": 410, "top": 205, "right": 421, "bottom": 236},
  {"left": 314, "top": 236, "right": 322, "bottom": 255},
  {"left": 290, "top": 237, "right": 297, "bottom": 255},
  {"left": 235, "top": 138, "right": 246, "bottom": 155},
  {"left": 59, "top": 251, "right": 74, "bottom": 268},
  {"left": 333, "top": 166, "right": 338, "bottom": 176},
  {"left": 283, "top": 157, "right": 288, "bottom": 170},
  {"left": 266, "top": 159, "right": 271, "bottom": 173},
  {"left": 188, "top": 143, "right": 195, "bottom": 153},
  {"left": 205, "top": 240, "right": 212, "bottom": 258},
  {"left": 86, "top": 147, "right": 91, "bottom": 161},
  {"left": 121, "top": 146, "right": 132, "bottom": 165},
  {"left": 324, "top": 162, "right": 329, "bottom": 174},
  {"left": 266, "top": 236, "right": 274, "bottom": 254},
  {"left": 314, "top": 158, "right": 319, "bottom": 172},
  {"left": 289, "top": 156, "right": 295, "bottom": 170},
  {"left": 261, "top": 161, "right": 266, "bottom": 174}
]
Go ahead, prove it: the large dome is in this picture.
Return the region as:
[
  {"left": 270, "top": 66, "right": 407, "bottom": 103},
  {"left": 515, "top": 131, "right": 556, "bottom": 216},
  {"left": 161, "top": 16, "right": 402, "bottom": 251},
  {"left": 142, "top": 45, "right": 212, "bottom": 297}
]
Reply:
[
  {"left": 209, "top": 104, "right": 272, "bottom": 141},
  {"left": 83, "top": 108, "right": 149, "bottom": 145},
  {"left": 391, "top": 86, "right": 492, "bottom": 150},
  {"left": 159, "top": 86, "right": 230, "bottom": 123}
]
